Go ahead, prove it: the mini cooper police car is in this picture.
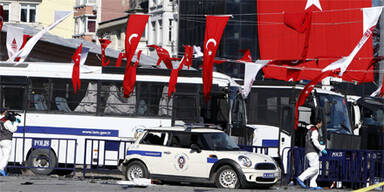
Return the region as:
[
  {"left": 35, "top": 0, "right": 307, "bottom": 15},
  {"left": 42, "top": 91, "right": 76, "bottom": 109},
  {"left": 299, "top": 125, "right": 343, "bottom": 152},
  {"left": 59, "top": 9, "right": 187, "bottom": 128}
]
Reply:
[{"left": 120, "top": 126, "right": 280, "bottom": 189}]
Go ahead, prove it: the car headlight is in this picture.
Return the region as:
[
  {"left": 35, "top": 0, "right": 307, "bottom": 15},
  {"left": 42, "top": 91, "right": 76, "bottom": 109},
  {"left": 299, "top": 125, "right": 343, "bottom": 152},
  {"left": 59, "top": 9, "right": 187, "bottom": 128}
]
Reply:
[{"left": 238, "top": 155, "right": 252, "bottom": 167}]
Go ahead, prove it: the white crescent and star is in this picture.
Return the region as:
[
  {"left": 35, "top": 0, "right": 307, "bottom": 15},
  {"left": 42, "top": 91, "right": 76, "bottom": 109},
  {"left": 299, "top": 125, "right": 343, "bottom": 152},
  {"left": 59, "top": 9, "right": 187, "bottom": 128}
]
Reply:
[
  {"left": 305, "top": 0, "right": 322, "bottom": 11},
  {"left": 128, "top": 33, "right": 138, "bottom": 45},
  {"left": 206, "top": 38, "right": 217, "bottom": 55}
]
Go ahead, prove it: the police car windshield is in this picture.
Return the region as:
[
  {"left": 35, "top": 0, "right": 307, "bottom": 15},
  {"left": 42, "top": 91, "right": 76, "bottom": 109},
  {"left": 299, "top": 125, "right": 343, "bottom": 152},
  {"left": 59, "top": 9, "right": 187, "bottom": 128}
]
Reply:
[
  {"left": 318, "top": 94, "right": 352, "bottom": 134},
  {"left": 201, "top": 132, "right": 240, "bottom": 151}
]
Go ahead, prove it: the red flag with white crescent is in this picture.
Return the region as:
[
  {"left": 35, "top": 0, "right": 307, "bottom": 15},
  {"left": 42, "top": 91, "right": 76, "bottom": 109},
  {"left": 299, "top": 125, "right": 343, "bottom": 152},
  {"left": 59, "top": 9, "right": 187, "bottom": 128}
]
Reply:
[
  {"left": 203, "top": 15, "right": 230, "bottom": 101},
  {"left": 258, "top": 0, "right": 373, "bottom": 82},
  {"left": 99, "top": 39, "right": 111, "bottom": 66},
  {"left": 125, "top": 14, "right": 149, "bottom": 67},
  {"left": 124, "top": 50, "right": 142, "bottom": 98},
  {"left": 183, "top": 45, "right": 193, "bottom": 69},
  {"left": 72, "top": 44, "right": 83, "bottom": 94},
  {"left": 148, "top": 44, "right": 174, "bottom": 69},
  {"left": 168, "top": 45, "right": 193, "bottom": 98},
  {"left": 124, "top": 14, "right": 149, "bottom": 97}
]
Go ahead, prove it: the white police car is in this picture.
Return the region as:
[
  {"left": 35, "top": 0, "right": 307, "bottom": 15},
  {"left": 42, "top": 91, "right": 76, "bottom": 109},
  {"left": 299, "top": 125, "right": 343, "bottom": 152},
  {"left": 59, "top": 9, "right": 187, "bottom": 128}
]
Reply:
[{"left": 120, "top": 126, "right": 280, "bottom": 189}]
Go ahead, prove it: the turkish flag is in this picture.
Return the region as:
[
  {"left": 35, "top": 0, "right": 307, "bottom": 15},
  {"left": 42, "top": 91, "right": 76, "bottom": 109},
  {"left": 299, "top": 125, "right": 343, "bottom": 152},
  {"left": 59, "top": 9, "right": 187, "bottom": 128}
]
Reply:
[
  {"left": 0, "top": 5, "right": 4, "bottom": 32},
  {"left": 125, "top": 14, "right": 149, "bottom": 67},
  {"left": 123, "top": 14, "right": 149, "bottom": 97},
  {"left": 168, "top": 45, "right": 193, "bottom": 98},
  {"left": 148, "top": 45, "right": 176, "bottom": 69},
  {"left": 115, "top": 52, "right": 126, "bottom": 67},
  {"left": 294, "top": 70, "right": 339, "bottom": 129},
  {"left": 203, "top": 15, "right": 230, "bottom": 101},
  {"left": 237, "top": 49, "right": 253, "bottom": 63},
  {"left": 99, "top": 39, "right": 111, "bottom": 66},
  {"left": 183, "top": 45, "right": 193, "bottom": 69},
  {"left": 284, "top": 11, "right": 312, "bottom": 60},
  {"left": 72, "top": 44, "right": 83, "bottom": 94},
  {"left": 258, "top": 0, "right": 373, "bottom": 82},
  {"left": 123, "top": 50, "right": 142, "bottom": 98}
]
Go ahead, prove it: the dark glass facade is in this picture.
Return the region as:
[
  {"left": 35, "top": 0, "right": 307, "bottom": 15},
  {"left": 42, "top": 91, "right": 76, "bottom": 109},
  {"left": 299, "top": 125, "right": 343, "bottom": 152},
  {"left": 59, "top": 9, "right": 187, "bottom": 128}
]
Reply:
[{"left": 178, "top": 0, "right": 258, "bottom": 78}]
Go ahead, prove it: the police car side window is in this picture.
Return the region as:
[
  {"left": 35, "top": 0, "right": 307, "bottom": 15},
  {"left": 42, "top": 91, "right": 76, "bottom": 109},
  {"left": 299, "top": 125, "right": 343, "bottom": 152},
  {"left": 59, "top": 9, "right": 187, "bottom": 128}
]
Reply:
[
  {"left": 170, "top": 132, "right": 191, "bottom": 148},
  {"left": 140, "top": 132, "right": 167, "bottom": 146}
]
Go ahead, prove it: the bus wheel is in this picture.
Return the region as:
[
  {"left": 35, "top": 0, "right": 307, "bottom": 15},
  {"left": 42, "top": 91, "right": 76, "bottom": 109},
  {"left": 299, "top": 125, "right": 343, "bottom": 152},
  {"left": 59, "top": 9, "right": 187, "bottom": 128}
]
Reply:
[
  {"left": 123, "top": 161, "right": 148, "bottom": 181},
  {"left": 27, "top": 149, "right": 57, "bottom": 175}
]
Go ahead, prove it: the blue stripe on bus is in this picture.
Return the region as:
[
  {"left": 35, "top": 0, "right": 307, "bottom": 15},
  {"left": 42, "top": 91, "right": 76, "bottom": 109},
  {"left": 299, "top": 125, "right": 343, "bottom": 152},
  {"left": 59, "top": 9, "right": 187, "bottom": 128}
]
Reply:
[
  {"left": 127, "top": 150, "right": 162, "bottom": 157},
  {"left": 15, "top": 126, "right": 118, "bottom": 137},
  {"left": 262, "top": 139, "right": 279, "bottom": 147}
]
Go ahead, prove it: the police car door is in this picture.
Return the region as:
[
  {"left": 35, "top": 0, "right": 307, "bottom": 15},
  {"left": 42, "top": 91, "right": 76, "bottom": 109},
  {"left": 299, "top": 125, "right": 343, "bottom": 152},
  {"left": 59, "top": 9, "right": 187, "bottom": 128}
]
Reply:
[
  {"left": 164, "top": 132, "right": 211, "bottom": 178},
  {"left": 136, "top": 131, "right": 169, "bottom": 174}
]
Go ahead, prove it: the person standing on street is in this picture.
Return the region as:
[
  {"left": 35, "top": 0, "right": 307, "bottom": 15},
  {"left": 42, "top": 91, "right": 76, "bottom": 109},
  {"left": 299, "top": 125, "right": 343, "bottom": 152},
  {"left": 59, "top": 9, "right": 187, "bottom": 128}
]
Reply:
[
  {"left": 0, "top": 108, "right": 20, "bottom": 176},
  {"left": 296, "top": 116, "right": 327, "bottom": 190}
]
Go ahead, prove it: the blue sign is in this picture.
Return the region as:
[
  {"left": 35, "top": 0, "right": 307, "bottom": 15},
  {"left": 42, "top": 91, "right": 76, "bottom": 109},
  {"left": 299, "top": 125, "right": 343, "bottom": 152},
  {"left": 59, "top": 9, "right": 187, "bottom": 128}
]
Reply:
[
  {"left": 328, "top": 151, "right": 346, "bottom": 160},
  {"left": 32, "top": 138, "right": 51, "bottom": 149}
]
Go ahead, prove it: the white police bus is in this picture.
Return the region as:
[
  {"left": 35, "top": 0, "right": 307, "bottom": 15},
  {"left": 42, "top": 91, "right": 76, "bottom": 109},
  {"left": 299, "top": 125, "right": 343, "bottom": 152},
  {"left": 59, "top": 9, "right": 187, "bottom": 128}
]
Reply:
[{"left": 0, "top": 62, "right": 246, "bottom": 175}]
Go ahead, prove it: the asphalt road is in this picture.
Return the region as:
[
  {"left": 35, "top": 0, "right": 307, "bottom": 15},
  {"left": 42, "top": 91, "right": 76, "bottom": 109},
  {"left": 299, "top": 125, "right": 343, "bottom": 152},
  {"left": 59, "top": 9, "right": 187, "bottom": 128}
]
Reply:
[{"left": 0, "top": 174, "right": 352, "bottom": 192}]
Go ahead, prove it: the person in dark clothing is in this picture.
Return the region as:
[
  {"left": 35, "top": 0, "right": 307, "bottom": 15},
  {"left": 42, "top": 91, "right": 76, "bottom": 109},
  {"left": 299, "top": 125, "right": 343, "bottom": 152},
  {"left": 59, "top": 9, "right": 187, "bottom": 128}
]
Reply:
[
  {"left": 296, "top": 117, "right": 327, "bottom": 190},
  {"left": 0, "top": 108, "right": 20, "bottom": 176}
]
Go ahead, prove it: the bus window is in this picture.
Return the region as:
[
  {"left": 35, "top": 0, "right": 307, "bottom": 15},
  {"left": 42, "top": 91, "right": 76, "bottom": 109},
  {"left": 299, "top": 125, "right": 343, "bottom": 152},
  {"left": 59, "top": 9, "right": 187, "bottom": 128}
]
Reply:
[
  {"left": 136, "top": 82, "right": 164, "bottom": 116},
  {"left": 1, "top": 76, "right": 26, "bottom": 111},
  {"left": 29, "top": 78, "right": 49, "bottom": 111},
  {"left": 158, "top": 86, "right": 172, "bottom": 117},
  {"left": 102, "top": 82, "right": 136, "bottom": 116},
  {"left": 51, "top": 79, "right": 93, "bottom": 114},
  {"left": 247, "top": 88, "right": 293, "bottom": 127},
  {"left": 73, "top": 81, "right": 97, "bottom": 113},
  {"left": 1, "top": 86, "right": 25, "bottom": 110}
]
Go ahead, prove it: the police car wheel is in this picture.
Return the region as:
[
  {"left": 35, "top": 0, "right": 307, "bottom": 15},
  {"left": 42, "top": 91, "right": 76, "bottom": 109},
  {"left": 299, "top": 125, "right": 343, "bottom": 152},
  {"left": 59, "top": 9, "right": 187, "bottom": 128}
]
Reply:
[
  {"left": 27, "top": 149, "right": 57, "bottom": 175},
  {"left": 215, "top": 165, "right": 240, "bottom": 189},
  {"left": 124, "top": 161, "right": 148, "bottom": 181}
]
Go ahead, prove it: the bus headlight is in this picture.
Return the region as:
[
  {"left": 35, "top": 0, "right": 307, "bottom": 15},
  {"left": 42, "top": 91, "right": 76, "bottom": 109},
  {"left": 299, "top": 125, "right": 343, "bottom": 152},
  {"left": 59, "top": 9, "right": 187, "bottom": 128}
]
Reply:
[{"left": 238, "top": 155, "right": 252, "bottom": 167}]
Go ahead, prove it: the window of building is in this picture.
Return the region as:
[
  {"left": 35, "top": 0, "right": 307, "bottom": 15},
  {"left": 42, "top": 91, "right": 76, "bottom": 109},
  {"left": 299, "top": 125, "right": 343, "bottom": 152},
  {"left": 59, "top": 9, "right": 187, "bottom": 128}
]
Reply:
[
  {"left": 88, "top": 19, "right": 96, "bottom": 32},
  {"left": 1, "top": 4, "right": 9, "bottom": 22},
  {"left": 75, "top": 19, "right": 79, "bottom": 34},
  {"left": 20, "top": 4, "right": 37, "bottom": 23},
  {"left": 169, "top": 19, "right": 173, "bottom": 42},
  {"left": 158, "top": 20, "right": 163, "bottom": 43},
  {"left": 152, "top": 21, "right": 156, "bottom": 44}
]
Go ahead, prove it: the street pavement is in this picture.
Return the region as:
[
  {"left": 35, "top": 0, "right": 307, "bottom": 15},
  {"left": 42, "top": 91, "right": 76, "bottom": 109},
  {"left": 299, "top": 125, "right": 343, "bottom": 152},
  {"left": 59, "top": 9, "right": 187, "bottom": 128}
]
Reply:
[{"left": 0, "top": 174, "right": 351, "bottom": 192}]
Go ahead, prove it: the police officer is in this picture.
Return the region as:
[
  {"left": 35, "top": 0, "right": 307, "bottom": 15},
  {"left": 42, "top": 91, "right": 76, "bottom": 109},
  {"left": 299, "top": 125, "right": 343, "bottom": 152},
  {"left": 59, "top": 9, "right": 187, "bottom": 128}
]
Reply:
[
  {"left": 296, "top": 116, "right": 327, "bottom": 190},
  {"left": 0, "top": 108, "right": 20, "bottom": 176}
]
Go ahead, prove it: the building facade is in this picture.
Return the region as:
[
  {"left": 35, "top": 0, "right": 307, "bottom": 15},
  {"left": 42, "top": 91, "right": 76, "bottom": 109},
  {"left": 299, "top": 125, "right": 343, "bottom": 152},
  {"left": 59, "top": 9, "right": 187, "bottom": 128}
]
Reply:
[
  {"left": 73, "top": 0, "right": 101, "bottom": 42},
  {"left": 147, "top": 0, "right": 178, "bottom": 58},
  {"left": 38, "top": 0, "right": 75, "bottom": 39},
  {"left": 0, "top": 0, "right": 75, "bottom": 38},
  {"left": 178, "top": 0, "right": 258, "bottom": 78},
  {"left": 101, "top": 0, "right": 129, "bottom": 23},
  {"left": 97, "top": 0, "right": 149, "bottom": 55}
]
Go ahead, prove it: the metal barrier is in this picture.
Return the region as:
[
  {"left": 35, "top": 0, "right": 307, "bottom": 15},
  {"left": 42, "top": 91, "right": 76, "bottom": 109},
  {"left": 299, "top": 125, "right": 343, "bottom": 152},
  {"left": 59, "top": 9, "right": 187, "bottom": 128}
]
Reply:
[
  {"left": 8, "top": 137, "right": 77, "bottom": 175},
  {"left": 82, "top": 139, "right": 134, "bottom": 177},
  {"left": 284, "top": 147, "right": 384, "bottom": 189}
]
